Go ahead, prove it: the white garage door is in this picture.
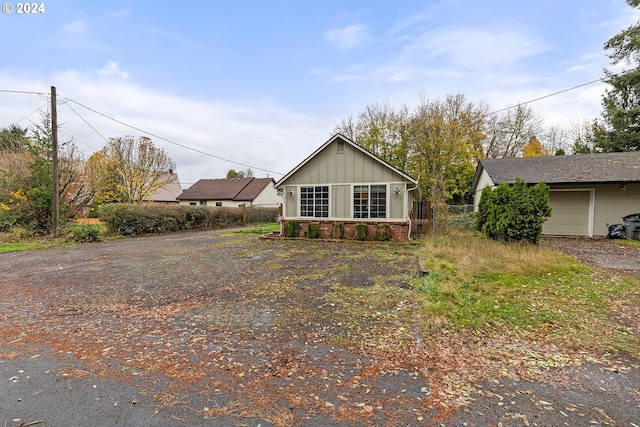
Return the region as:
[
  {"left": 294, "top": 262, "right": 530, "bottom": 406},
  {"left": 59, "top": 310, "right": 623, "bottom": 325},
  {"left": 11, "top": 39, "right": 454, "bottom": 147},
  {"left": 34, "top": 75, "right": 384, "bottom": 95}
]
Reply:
[{"left": 543, "top": 190, "right": 590, "bottom": 236}]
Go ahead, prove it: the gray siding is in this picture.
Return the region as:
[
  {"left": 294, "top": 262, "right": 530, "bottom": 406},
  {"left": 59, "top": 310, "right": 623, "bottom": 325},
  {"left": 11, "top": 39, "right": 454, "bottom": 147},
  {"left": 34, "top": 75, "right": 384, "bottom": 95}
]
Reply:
[
  {"left": 284, "top": 140, "right": 406, "bottom": 185},
  {"left": 331, "top": 185, "right": 350, "bottom": 218},
  {"left": 284, "top": 186, "right": 297, "bottom": 217}
]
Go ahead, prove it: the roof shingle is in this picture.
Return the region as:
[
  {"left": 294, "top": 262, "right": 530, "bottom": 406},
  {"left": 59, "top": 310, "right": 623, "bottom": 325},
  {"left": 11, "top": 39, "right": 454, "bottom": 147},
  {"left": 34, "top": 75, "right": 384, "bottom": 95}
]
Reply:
[
  {"left": 177, "top": 177, "right": 274, "bottom": 201},
  {"left": 477, "top": 152, "right": 640, "bottom": 185}
]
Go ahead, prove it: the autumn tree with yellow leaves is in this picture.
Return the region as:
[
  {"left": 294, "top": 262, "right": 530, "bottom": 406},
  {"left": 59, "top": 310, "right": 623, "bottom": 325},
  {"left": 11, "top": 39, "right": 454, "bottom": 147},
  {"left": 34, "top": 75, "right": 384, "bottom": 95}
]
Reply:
[
  {"left": 522, "top": 136, "right": 549, "bottom": 157},
  {"left": 87, "top": 136, "right": 176, "bottom": 204}
]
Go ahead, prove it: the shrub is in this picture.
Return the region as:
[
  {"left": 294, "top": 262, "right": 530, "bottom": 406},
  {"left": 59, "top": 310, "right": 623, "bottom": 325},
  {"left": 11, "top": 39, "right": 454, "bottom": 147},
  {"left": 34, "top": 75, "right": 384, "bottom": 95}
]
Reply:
[
  {"left": 355, "top": 223, "right": 368, "bottom": 241},
  {"left": 283, "top": 220, "right": 300, "bottom": 237},
  {"left": 67, "top": 223, "right": 104, "bottom": 243},
  {"left": 478, "top": 178, "right": 552, "bottom": 244},
  {"left": 332, "top": 222, "right": 344, "bottom": 239},
  {"left": 97, "top": 204, "right": 245, "bottom": 236},
  {"left": 375, "top": 223, "right": 391, "bottom": 241},
  {"left": 307, "top": 222, "right": 320, "bottom": 238},
  {"left": 10, "top": 226, "right": 31, "bottom": 240}
]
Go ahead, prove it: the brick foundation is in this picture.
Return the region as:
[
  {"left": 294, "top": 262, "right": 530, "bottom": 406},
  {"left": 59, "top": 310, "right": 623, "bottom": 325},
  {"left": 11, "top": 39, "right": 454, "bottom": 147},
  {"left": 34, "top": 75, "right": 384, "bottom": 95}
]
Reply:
[{"left": 287, "top": 220, "right": 410, "bottom": 242}]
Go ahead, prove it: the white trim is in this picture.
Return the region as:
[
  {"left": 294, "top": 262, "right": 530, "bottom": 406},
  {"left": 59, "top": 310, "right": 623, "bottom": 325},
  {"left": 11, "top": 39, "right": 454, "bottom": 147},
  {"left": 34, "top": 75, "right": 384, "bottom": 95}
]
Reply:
[
  {"left": 351, "top": 183, "right": 389, "bottom": 220},
  {"left": 297, "top": 184, "right": 331, "bottom": 220}
]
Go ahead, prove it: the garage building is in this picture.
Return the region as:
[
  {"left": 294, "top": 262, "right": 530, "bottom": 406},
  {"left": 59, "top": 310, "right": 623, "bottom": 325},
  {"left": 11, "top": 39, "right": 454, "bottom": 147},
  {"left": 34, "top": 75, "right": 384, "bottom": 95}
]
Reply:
[{"left": 470, "top": 152, "right": 640, "bottom": 237}]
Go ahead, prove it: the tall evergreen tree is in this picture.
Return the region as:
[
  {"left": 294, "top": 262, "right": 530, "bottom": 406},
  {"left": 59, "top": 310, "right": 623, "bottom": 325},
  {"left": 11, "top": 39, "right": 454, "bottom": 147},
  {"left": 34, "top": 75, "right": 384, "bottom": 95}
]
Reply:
[{"left": 595, "top": 0, "right": 640, "bottom": 151}]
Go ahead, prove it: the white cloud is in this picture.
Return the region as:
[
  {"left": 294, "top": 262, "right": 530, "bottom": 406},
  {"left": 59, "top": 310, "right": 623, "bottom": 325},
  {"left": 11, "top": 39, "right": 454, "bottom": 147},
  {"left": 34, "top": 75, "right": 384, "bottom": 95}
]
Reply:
[
  {"left": 3, "top": 69, "right": 334, "bottom": 186},
  {"left": 403, "top": 25, "right": 550, "bottom": 69},
  {"left": 98, "top": 61, "right": 130, "bottom": 79},
  {"left": 62, "top": 20, "right": 87, "bottom": 34},
  {"left": 325, "top": 24, "right": 371, "bottom": 50}
]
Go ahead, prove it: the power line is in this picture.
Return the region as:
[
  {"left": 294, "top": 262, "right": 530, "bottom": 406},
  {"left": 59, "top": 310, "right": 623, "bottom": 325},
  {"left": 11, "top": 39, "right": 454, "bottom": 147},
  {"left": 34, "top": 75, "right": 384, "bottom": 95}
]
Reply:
[
  {"left": 60, "top": 98, "right": 110, "bottom": 144},
  {"left": 63, "top": 97, "right": 285, "bottom": 176},
  {"left": 0, "top": 89, "right": 48, "bottom": 96},
  {"left": 487, "top": 73, "right": 618, "bottom": 115}
]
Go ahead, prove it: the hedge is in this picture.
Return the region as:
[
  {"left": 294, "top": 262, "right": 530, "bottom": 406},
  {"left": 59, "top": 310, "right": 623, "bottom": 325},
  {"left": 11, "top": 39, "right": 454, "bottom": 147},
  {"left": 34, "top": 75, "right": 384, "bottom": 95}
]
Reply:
[{"left": 97, "top": 204, "right": 266, "bottom": 236}]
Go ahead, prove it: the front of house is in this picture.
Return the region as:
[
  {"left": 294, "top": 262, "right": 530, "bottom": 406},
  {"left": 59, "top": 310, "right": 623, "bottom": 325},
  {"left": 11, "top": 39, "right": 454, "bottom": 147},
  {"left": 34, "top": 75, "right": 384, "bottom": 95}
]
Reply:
[
  {"left": 275, "top": 134, "right": 419, "bottom": 241},
  {"left": 471, "top": 152, "right": 640, "bottom": 237}
]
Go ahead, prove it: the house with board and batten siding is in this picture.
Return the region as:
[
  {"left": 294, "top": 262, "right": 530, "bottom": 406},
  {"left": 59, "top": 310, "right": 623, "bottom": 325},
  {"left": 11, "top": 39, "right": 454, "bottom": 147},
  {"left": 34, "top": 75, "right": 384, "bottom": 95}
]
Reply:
[{"left": 275, "top": 134, "right": 419, "bottom": 241}]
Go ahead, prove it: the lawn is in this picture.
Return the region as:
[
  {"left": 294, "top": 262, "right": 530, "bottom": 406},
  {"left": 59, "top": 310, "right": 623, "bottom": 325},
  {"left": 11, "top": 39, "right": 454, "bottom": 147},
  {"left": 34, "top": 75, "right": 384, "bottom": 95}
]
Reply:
[{"left": 414, "top": 230, "right": 639, "bottom": 355}]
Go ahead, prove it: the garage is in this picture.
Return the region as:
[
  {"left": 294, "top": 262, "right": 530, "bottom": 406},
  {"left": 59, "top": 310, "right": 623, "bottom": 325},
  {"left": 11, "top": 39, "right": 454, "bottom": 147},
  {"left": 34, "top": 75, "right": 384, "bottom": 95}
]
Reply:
[
  {"left": 472, "top": 152, "right": 640, "bottom": 238},
  {"left": 542, "top": 190, "right": 592, "bottom": 236}
]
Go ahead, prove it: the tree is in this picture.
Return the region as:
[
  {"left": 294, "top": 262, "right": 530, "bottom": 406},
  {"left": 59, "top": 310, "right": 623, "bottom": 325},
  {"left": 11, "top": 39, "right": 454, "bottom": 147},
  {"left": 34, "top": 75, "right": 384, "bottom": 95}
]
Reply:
[
  {"left": 87, "top": 136, "right": 176, "bottom": 204},
  {"left": 522, "top": 136, "right": 548, "bottom": 157},
  {"left": 593, "top": 0, "right": 640, "bottom": 151},
  {"left": 542, "top": 125, "right": 570, "bottom": 155},
  {"left": 0, "top": 124, "right": 28, "bottom": 151},
  {"left": 483, "top": 105, "right": 543, "bottom": 158},
  {"left": 0, "top": 114, "right": 90, "bottom": 232},
  {"left": 226, "top": 168, "right": 253, "bottom": 179},
  {"left": 405, "top": 93, "right": 486, "bottom": 203},
  {"left": 568, "top": 120, "right": 598, "bottom": 154},
  {"left": 332, "top": 94, "right": 485, "bottom": 204},
  {"left": 332, "top": 102, "right": 411, "bottom": 171}
]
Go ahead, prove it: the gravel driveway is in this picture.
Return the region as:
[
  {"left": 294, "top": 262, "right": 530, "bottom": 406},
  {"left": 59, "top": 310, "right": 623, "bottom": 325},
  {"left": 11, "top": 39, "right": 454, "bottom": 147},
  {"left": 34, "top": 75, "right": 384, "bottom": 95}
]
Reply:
[{"left": 1, "top": 231, "right": 639, "bottom": 426}]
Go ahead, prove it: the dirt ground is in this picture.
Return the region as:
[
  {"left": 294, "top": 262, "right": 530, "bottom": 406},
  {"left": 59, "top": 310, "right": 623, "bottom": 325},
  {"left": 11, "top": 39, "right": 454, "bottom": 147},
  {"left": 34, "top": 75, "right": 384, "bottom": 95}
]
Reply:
[{"left": 0, "top": 231, "right": 639, "bottom": 426}]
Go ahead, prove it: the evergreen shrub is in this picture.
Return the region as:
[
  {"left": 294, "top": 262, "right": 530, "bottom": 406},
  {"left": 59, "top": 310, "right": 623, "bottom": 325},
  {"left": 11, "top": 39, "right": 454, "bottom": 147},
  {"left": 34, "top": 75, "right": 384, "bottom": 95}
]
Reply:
[
  {"left": 355, "top": 223, "right": 368, "bottom": 241},
  {"left": 477, "top": 178, "right": 551, "bottom": 244},
  {"left": 283, "top": 220, "right": 300, "bottom": 237},
  {"left": 307, "top": 222, "right": 320, "bottom": 238},
  {"left": 68, "top": 223, "right": 104, "bottom": 243}
]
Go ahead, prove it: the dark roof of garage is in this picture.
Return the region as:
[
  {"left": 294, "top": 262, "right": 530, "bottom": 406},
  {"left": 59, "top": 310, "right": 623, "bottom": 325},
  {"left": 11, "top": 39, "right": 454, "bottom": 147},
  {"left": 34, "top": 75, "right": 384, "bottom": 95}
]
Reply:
[{"left": 473, "top": 151, "right": 640, "bottom": 188}]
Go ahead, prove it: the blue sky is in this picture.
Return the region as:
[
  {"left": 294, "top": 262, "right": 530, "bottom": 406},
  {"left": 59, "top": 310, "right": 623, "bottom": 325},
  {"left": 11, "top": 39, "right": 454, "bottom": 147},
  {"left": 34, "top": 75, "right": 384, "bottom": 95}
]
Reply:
[{"left": 0, "top": 0, "right": 637, "bottom": 186}]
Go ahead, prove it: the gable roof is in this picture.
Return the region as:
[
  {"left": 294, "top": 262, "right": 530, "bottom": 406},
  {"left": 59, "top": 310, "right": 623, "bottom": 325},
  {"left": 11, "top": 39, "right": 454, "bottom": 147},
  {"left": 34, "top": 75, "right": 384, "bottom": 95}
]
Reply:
[
  {"left": 472, "top": 151, "right": 640, "bottom": 189},
  {"left": 177, "top": 177, "right": 274, "bottom": 201},
  {"left": 275, "top": 133, "right": 417, "bottom": 187},
  {"left": 143, "top": 172, "right": 183, "bottom": 202}
]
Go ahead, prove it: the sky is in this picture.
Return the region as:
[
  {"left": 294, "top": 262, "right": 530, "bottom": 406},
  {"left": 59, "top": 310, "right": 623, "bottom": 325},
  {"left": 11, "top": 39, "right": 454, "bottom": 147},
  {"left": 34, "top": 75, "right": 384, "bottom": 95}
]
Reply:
[{"left": 0, "top": 0, "right": 638, "bottom": 187}]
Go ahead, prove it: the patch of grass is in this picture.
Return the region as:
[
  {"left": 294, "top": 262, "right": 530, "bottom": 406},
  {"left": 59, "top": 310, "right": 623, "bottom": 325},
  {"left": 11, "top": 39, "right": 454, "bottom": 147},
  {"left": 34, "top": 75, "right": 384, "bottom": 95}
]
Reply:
[
  {"left": 415, "top": 230, "right": 640, "bottom": 354},
  {"left": 0, "top": 241, "right": 49, "bottom": 252},
  {"left": 620, "top": 238, "right": 640, "bottom": 248},
  {"left": 233, "top": 223, "right": 280, "bottom": 235}
]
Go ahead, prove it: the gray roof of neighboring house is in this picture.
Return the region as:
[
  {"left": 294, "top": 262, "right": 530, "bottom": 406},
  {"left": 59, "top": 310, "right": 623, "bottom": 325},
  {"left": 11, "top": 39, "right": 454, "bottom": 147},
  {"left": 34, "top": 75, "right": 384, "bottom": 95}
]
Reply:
[
  {"left": 473, "top": 151, "right": 640, "bottom": 189},
  {"left": 177, "top": 177, "right": 274, "bottom": 201},
  {"left": 144, "top": 173, "right": 183, "bottom": 202}
]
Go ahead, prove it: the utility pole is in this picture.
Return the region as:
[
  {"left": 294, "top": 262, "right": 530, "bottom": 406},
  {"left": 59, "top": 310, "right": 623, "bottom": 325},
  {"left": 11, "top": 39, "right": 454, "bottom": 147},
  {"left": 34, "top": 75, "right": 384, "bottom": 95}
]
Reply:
[{"left": 51, "top": 86, "right": 59, "bottom": 237}]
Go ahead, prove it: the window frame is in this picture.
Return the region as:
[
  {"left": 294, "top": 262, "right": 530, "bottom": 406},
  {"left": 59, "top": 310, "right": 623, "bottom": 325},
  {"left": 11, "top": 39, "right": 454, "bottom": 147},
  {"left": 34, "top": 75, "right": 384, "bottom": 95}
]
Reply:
[
  {"left": 353, "top": 184, "right": 387, "bottom": 219},
  {"left": 300, "top": 185, "right": 329, "bottom": 218}
]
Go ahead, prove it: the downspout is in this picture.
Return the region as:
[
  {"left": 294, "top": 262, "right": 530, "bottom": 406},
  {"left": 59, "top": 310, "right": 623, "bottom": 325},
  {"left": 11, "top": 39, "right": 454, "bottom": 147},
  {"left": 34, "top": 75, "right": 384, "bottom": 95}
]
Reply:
[{"left": 406, "top": 179, "right": 420, "bottom": 240}]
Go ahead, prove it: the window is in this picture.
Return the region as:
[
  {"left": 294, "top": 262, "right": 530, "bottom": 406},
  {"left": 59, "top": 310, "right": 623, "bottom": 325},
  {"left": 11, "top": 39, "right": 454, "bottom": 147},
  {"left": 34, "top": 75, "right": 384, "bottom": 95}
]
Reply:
[
  {"left": 189, "top": 202, "right": 196, "bottom": 206},
  {"left": 300, "top": 186, "right": 329, "bottom": 217},
  {"left": 199, "top": 200, "right": 207, "bottom": 206},
  {"left": 215, "top": 202, "right": 222, "bottom": 207},
  {"left": 354, "top": 185, "right": 386, "bottom": 219}
]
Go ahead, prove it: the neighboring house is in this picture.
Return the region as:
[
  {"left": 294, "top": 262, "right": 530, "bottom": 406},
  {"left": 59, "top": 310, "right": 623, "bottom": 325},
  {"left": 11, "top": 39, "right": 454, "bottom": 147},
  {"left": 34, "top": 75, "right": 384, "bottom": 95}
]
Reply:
[
  {"left": 177, "top": 177, "right": 280, "bottom": 207},
  {"left": 143, "top": 172, "right": 183, "bottom": 204},
  {"left": 470, "top": 152, "right": 640, "bottom": 237},
  {"left": 275, "top": 133, "right": 419, "bottom": 241}
]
